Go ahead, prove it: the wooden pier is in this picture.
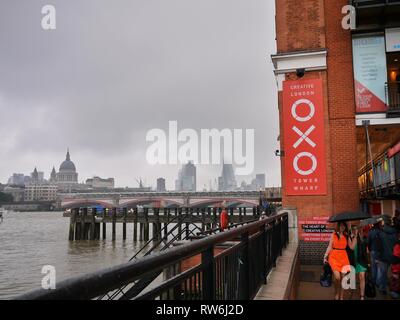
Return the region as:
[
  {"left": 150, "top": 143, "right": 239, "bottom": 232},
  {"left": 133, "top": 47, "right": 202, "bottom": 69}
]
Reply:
[{"left": 65, "top": 207, "right": 261, "bottom": 242}]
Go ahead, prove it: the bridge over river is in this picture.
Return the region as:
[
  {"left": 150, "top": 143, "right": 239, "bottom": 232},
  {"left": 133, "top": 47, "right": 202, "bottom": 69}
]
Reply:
[{"left": 58, "top": 189, "right": 282, "bottom": 209}]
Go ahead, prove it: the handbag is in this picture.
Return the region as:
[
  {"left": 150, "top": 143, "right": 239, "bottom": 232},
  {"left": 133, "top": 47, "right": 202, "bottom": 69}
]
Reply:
[
  {"left": 365, "top": 272, "right": 376, "bottom": 298},
  {"left": 320, "top": 262, "right": 333, "bottom": 287}
]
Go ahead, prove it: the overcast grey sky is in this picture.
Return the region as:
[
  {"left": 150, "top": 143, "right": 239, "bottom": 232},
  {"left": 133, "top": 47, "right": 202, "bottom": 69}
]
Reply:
[{"left": 0, "top": 0, "right": 280, "bottom": 190}]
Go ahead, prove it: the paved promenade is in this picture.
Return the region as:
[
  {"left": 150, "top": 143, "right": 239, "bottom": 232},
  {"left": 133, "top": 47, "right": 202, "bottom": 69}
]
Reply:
[
  {"left": 255, "top": 243, "right": 298, "bottom": 300},
  {"left": 254, "top": 244, "right": 394, "bottom": 300},
  {"left": 297, "top": 265, "right": 390, "bottom": 300}
]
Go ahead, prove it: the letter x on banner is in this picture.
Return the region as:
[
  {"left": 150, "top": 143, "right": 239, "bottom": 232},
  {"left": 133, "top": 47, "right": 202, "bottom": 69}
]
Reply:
[{"left": 283, "top": 78, "right": 327, "bottom": 196}]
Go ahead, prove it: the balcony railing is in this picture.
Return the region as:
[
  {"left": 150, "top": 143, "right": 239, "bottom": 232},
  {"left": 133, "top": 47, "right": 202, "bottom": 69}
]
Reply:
[
  {"left": 352, "top": 0, "right": 400, "bottom": 8},
  {"left": 351, "top": 0, "right": 400, "bottom": 30},
  {"left": 386, "top": 82, "right": 400, "bottom": 116}
]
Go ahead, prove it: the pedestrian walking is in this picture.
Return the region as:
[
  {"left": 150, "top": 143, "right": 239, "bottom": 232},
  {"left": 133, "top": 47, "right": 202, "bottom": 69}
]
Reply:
[
  {"left": 324, "top": 222, "right": 357, "bottom": 300},
  {"left": 349, "top": 226, "right": 369, "bottom": 299}
]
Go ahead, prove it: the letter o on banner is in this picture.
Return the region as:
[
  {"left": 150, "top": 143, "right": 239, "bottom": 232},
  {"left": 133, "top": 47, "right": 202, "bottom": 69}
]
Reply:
[
  {"left": 293, "top": 152, "right": 317, "bottom": 176},
  {"left": 291, "top": 99, "right": 315, "bottom": 122}
]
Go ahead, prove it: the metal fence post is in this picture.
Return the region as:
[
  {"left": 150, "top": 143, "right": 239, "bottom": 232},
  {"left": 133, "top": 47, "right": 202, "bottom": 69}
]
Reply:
[
  {"left": 260, "top": 224, "right": 267, "bottom": 284},
  {"left": 201, "top": 246, "right": 215, "bottom": 300},
  {"left": 239, "top": 232, "right": 250, "bottom": 300}
]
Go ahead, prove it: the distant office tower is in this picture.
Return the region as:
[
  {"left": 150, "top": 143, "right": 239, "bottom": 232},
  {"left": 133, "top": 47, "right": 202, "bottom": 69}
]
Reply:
[
  {"left": 255, "top": 174, "right": 266, "bottom": 190},
  {"left": 175, "top": 162, "right": 196, "bottom": 191},
  {"left": 218, "top": 163, "right": 237, "bottom": 191},
  {"left": 157, "top": 178, "right": 166, "bottom": 192},
  {"left": 7, "top": 173, "right": 26, "bottom": 186}
]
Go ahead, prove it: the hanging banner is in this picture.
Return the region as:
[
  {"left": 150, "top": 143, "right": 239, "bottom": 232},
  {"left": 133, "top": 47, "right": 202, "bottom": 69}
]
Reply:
[
  {"left": 352, "top": 35, "right": 388, "bottom": 113},
  {"left": 283, "top": 78, "right": 327, "bottom": 196}
]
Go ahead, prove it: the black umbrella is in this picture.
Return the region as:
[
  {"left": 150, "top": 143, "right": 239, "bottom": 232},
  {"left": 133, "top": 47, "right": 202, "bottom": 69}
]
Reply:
[
  {"left": 328, "top": 211, "right": 371, "bottom": 223},
  {"left": 360, "top": 216, "right": 382, "bottom": 227},
  {"left": 360, "top": 214, "right": 391, "bottom": 227}
]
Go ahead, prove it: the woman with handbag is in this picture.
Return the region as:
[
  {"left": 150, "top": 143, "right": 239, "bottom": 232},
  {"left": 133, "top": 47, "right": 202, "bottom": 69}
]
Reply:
[{"left": 324, "top": 222, "right": 357, "bottom": 300}]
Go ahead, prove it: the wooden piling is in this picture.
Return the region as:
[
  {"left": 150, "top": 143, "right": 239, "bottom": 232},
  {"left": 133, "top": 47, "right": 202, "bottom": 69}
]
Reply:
[
  {"left": 177, "top": 208, "right": 182, "bottom": 240},
  {"left": 144, "top": 208, "right": 149, "bottom": 241},
  {"left": 155, "top": 208, "right": 161, "bottom": 241},
  {"left": 133, "top": 207, "right": 138, "bottom": 242},
  {"left": 185, "top": 208, "right": 191, "bottom": 239},
  {"left": 75, "top": 209, "right": 81, "bottom": 241},
  {"left": 69, "top": 208, "right": 77, "bottom": 241},
  {"left": 122, "top": 208, "right": 127, "bottom": 240},
  {"left": 212, "top": 207, "right": 217, "bottom": 229},
  {"left": 95, "top": 223, "right": 100, "bottom": 240},
  {"left": 90, "top": 208, "right": 96, "bottom": 240},
  {"left": 81, "top": 208, "right": 87, "bottom": 240},
  {"left": 112, "top": 207, "right": 117, "bottom": 241},
  {"left": 102, "top": 208, "right": 106, "bottom": 239},
  {"left": 152, "top": 208, "right": 157, "bottom": 241},
  {"left": 201, "top": 208, "right": 205, "bottom": 232}
]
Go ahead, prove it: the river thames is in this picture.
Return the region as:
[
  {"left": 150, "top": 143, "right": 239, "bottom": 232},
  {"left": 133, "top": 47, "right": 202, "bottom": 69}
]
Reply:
[{"left": 0, "top": 211, "right": 147, "bottom": 299}]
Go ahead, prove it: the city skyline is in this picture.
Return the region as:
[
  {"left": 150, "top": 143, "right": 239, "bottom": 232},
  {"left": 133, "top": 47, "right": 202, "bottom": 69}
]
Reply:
[
  {"left": 0, "top": 0, "right": 280, "bottom": 190},
  {"left": 3, "top": 149, "right": 270, "bottom": 191}
]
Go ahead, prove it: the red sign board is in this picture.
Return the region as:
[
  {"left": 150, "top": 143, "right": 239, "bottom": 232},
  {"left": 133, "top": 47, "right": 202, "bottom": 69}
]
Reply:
[{"left": 283, "top": 79, "right": 327, "bottom": 196}]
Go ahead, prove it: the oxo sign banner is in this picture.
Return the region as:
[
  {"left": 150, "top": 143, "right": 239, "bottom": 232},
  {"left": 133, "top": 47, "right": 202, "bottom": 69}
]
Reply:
[{"left": 283, "top": 79, "right": 327, "bottom": 196}]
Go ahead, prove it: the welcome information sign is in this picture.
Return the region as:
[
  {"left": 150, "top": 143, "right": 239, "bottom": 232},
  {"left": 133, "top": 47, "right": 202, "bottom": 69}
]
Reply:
[{"left": 352, "top": 35, "right": 388, "bottom": 113}]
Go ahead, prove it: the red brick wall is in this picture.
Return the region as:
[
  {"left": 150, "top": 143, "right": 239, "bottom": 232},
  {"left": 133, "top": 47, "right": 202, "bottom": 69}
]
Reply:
[
  {"left": 275, "top": 0, "right": 326, "bottom": 53},
  {"left": 276, "top": 0, "right": 359, "bottom": 219},
  {"left": 324, "top": 0, "right": 359, "bottom": 213}
]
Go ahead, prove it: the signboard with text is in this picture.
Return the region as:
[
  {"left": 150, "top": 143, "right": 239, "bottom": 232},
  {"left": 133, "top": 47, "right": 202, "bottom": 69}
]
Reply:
[
  {"left": 352, "top": 35, "right": 388, "bottom": 113},
  {"left": 299, "top": 216, "right": 333, "bottom": 242},
  {"left": 283, "top": 78, "right": 327, "bottom": 196}
]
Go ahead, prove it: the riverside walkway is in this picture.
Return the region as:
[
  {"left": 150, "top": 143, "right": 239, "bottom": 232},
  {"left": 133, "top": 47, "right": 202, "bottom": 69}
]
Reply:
[{"left": 17, "top": 211, "right": 289, "bottom": 300}]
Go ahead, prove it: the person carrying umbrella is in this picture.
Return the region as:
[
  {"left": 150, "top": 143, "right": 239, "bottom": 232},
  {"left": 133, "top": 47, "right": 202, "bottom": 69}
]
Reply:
[
  {"left": 324, "top": 221, "right": 357, "bottom": 300},
  {"left": 367, "top": 218, "right": 395, "bottom": 295}
]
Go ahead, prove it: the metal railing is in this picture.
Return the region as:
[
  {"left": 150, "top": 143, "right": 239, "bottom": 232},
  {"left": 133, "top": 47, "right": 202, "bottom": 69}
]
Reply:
[
  {"left": 386, "top": 82, "right": 400, "bottom": 115},
  {"left": 352, "top": 0, "right": 400, "bottom": 7},
  {"left": 16, "top": 212, "right": 288, "bottom": 300}
]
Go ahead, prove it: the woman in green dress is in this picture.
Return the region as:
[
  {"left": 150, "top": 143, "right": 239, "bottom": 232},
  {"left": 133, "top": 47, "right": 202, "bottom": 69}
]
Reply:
[{"left": 351, "top": 227, "right": 369, "bottom": 299}]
